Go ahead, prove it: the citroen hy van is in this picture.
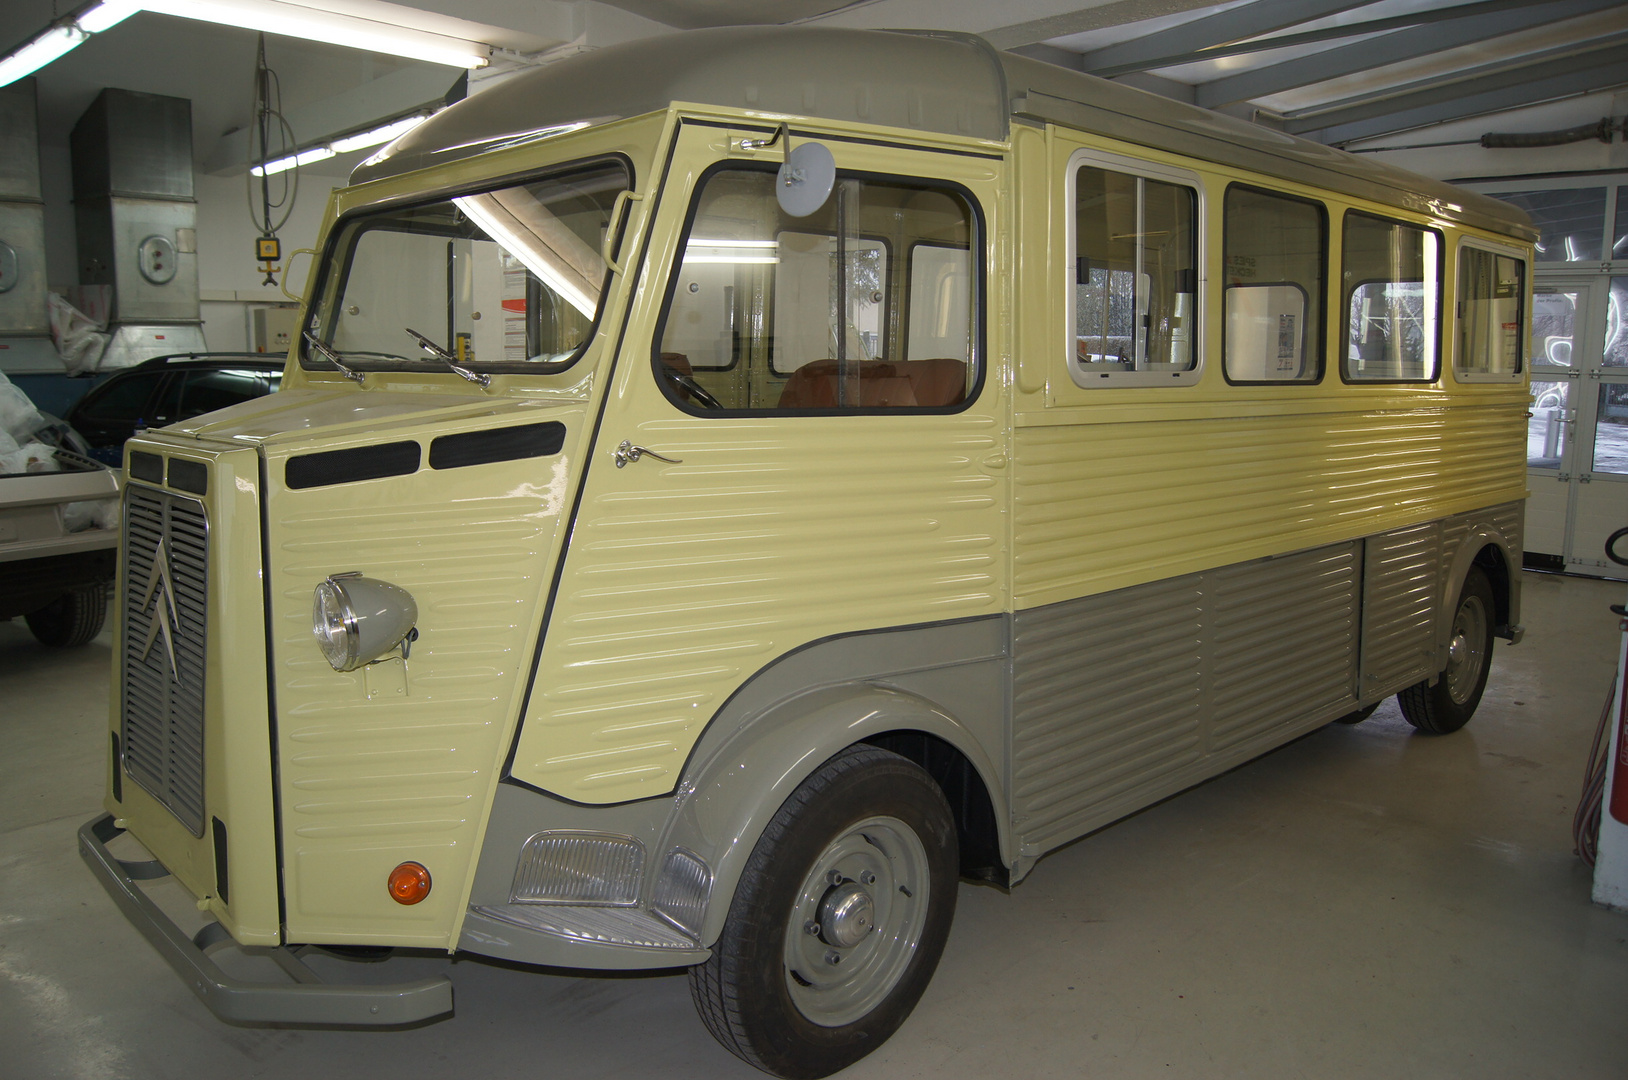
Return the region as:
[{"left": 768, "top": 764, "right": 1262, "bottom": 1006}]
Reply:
[{"left": 82, "top": 25, "right": 1534, "bottom": 1079}]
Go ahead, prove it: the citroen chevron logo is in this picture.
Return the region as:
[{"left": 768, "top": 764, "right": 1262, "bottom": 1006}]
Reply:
[{"left": 138, "top": 536, "right": 181, "bottom": 682}]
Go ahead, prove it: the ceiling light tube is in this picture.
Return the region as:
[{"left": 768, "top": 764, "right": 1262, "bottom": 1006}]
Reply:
[
  {"left": 331, "top": 112, "right": 431, "bottom": 154},
  {"left": 251, "top": 144, "right": 335, "bottom": 176},
  {"left": 77, "top": 0, "right": 142, "bottom": 33},
  {"left": 140, "top": 0, "right": 489, "bottom": 68},
  {"left": 0, "top": 26, "right": 87, "bottom": 88}
]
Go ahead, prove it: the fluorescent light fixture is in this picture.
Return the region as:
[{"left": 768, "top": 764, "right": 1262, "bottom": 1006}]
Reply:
[
  {"left": 77, "top": 0, "right": 142, "bottom": 33},
  {"left": 251, "top": 144, "right": 335, "bottom": 177},
  {"left": 0, "top": 26, "right": 85, "bottom": 88},
  {"left": 686, "top": 239, "right": 779, "bottom": 265},
  {"left": 141, "top": 0, "right": 489, "bottom": 68},
  {"left": 332, "top": 113, "right": 429, "bottom": 154},
  {"left": 251, "top": 110, "right": 433, "bottom": 176}
]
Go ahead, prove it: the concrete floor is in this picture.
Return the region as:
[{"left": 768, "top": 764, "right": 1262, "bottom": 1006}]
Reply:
[{"left": 3, "top": 569, "right": 1627, "bottom": 1079}]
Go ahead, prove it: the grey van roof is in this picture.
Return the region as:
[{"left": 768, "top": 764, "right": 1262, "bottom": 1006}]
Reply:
[{"left": 353, "top": 26, "right": 1533, "bottom": 242}]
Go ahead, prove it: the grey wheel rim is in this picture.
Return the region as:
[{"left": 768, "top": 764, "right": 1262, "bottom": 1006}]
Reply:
[
  {"left": 1445, "top": 591, "right": 1488, "bottom": 705},
  {"left": 782, "top": 815, "right": 930, "bottom": 1028}
]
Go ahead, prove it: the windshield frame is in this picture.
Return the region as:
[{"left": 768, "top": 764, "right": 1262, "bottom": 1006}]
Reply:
[{"left": 300, "top": 152, "right": 636, "bottom": 378}]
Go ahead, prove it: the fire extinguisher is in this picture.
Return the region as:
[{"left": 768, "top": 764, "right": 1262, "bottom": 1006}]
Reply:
[{"left": 1613, "top": 673, "right": 1628, "bottom": 827}]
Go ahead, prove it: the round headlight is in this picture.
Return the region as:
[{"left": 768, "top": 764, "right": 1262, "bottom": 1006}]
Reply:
[
  {"left": 312, "top": 579, "right": 357, "bottom": 670},
  {"left": 311, "top": 574, "right": 417, "bottom": 672}
]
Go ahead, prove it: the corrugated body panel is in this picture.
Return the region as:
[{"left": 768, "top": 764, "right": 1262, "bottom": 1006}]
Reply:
[
  {"left": 1361, "top": 522, "right": 1441, "bottom": 696},
  {"left": 512, "top": 414, "right": 1005, "bottom": 803},
  {"left": 1011, "top": 575, "right": 1202, "bottom": 853},
  {"left": 265, "top": 418, "right": 578, "bottom": 946},
  {"left": 1012, "top": 403, "right": 1526, "bottom": 609},
  {"left": 1208, "top": 544, "right": 1357, "bottom": 751},
  {"left": 121, "top": 487, "right": 209, "bottom": 837}
]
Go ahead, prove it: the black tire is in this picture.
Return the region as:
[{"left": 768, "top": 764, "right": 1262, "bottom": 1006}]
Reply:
[
  {"left": 24, "top": 586, "right": 107, "bottom": 648},
  {"left": 1335, "top": 702, "right": 1380, "bottom": 725},
  {"left": 690, "top": 745, "right": 958, "bottom": 1079},
  {"left": 1398, "top": 566, "right": 1495, "bottom": 735}
]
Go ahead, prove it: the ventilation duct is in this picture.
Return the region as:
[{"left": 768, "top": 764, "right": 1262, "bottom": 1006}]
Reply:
[
  {"left": 0, "top": 79, "right": 56, "bottom": 375},
  {"left": 71, "top": 88, "right": 205, "bottom": 369}
]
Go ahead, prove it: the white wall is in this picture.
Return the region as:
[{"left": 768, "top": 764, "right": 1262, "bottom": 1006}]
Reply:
[{"left": 193, "top": 167, "right": 346, "bottom": 352}]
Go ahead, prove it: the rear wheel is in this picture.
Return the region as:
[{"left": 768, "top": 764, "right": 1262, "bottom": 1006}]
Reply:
[
  {"left": 1398, "top": 566, "right": 1495, "bottom": 735},
  {"left": 25, "top": 586, "right": 107, "bottom": 648},
  {"left": 690, "top": 745, "right": 957, "bottom": 1079}
]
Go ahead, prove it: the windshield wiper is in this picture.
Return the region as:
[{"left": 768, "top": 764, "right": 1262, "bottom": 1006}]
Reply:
[
  {"left": 302, "top": 331, "right": 366, "bottom": 383},
  {"left": 404, "top": 327, "right": 492, "bottom": 388}
]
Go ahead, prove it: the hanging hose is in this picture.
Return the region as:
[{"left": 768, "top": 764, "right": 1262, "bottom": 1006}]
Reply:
[
  {"left": 1481, "top": 118, "right": 1620, "bottom": 149},
  {"left": 1573, "top": 674, "right": 1616, "bottom": 867}
]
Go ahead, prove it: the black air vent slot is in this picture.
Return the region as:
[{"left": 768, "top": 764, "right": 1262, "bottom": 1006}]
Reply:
[
  {"left": 285, "top": 442, "right": 421, "bottom": 489},
  {"left": 430, "top": 422, "right": 567, "bottom": 470},
  {"left": 128, "top": 451, "right": 163, "bottom": 483}
]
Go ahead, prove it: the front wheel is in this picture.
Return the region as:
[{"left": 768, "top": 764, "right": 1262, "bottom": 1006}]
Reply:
[
  {"left": 1398, "top": 566, "right": 1495, "bottom": 735},
  {"left": 690, "top": 745, "right": 958, "bottom": 1079},
  {"left": 25, "top": 586, "right": 107, "bottom": 648}
]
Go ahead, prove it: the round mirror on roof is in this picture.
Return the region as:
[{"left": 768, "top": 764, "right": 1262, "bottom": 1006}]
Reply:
[{"left": 776, "top": 141, "right": 835, "bottom": 218}]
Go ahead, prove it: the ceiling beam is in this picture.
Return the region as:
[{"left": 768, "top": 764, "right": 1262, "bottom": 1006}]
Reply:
[
  {"left": 1193, "top": 0, "right": 1624, "bottom": 108},
  {"left": 1065, "top": 0, "right": 1574, "bottom": 79},
  {"left": 1072, "top": 0, "right": 1381, "bottom": 77},
  {"left": 1286, "top": 39, "right": 1628, "bottom": 144},
  {"left": 982, "top": 0, "right": 1224, "bottom": 51}
]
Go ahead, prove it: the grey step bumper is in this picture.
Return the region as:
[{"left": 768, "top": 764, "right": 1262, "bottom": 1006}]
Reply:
[{"left": 79, "top": 813, "right": 453, "bottom": 1026}]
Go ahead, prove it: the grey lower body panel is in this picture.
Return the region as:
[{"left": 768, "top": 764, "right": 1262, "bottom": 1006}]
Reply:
[
  {"left": 1009, "top": 502, "right": 1522, "bottom": 867},
  {"left": 79, "top": 814, "right": 453, "bottom": 1026}
]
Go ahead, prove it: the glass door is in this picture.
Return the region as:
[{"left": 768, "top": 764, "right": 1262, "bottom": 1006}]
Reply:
[
  {"left": 1570, "top": 276, "right": 1628, "bottom": 575},
  {"left": 1525, "top": 280, "right": 1590, "bottom": 562}
]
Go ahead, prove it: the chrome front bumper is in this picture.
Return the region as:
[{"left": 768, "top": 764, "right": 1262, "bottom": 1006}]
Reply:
[{"left": 78, "top": 814, "right": 453, "bottom": 1026}]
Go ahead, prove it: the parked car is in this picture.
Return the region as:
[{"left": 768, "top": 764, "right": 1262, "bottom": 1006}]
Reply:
[
  {"left": 65, "top": 353, "right": 283, "bottom": 464},
  {"left": 1, "top": 401, "right": 120, "bottom": 647}
]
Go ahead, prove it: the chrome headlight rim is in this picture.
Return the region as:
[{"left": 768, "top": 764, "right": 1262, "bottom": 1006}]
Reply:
[{"left": 313, "top": 575, "right": 363, "bottom": 671}]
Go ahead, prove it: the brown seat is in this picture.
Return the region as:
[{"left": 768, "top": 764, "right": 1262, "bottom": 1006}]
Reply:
[{"left": 776, "top": 358, "right": 967, "bottom": 410}]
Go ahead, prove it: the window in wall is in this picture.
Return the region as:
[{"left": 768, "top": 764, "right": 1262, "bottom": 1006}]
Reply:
[
  {"left": 656, "top": 166, "right": 979, "bottom": 412},
  {"left": 1069, "top": 160, "right": 1198, "bottom": 383},
  {"left": 1223, "top": 185, "right": 1326, "bottom": 383},
  {"left": 1615, "top": 187, "right": 1628, "bottom": 261},
  {"left": 1342, "top": 211, "right": 1440, "bottom": 382},
  {"left": 1456, "top": 245, "right": 1525, "bottom": 379},
  {"left": 1496, "top": 188, "right": 1605, "bottom": 263}
]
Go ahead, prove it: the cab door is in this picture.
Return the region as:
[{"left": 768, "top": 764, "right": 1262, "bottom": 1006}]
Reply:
[{"left": 506, "top": 121, "right": 1010, "bottom": 806}]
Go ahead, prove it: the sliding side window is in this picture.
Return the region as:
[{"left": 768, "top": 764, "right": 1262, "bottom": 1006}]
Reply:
[
  {"left": 1223, "top": 185, "right": 1326, "bottom": 383},
  {"left": 656, "top": 166, "right": 980, "bottom": 412},
  {"left": 1455, "top": 244, "right": 1526, "bottom": 380},
  {"left": 1342, "top": 211, "right": 1442, "bottom": 382},
  {"left": 1068, "top": 153, "right": 1199, "bottom": 386}
]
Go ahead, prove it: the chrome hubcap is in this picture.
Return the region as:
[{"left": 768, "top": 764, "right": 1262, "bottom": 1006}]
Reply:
[
  {"left": 1444, "top": 593, "right": 1487, "bottom": 706},
  {"left": 818, "top": 881, "right": 875, "bottom": 948}
]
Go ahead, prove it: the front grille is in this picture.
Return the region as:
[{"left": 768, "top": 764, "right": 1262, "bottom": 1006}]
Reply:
[{"left": 120, "top": 485, "right": 209, "bottom": 836}]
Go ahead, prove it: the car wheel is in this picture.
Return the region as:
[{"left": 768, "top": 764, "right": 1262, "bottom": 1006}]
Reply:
[
  {"left": 690, "top": 745, "right": 958, "bottom": 1079},
  {"left": 25, "top": 585, "right": 107, "bottom": 647},
  {"left": 1397, "top": 566, "right": 1495, "bottom": 735}
]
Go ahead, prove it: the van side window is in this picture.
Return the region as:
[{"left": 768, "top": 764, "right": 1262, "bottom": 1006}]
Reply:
[
  {"left": 1456, "top": 245, "right": 1525, "bottom": 379},
  {"left": 1342, "top": 211, "right": 1441, "bottom": 382},
  {"left": 1070, "top": 163, "right": 1198, "bottom": 380},
  {"left": 1223, "top": 185, "right": 1326, "bottom": 383},
  {"left": 656, "top": 167, "right": 979, "bottom": 412}
]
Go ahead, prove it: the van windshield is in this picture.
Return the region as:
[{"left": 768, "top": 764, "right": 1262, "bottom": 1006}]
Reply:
[{"left": 304, "top": 159, "right": 630, "bottom": 374}]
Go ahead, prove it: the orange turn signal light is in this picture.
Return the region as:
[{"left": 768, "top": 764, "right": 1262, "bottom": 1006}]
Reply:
[{"left": 387, "top": 861, "right": 432, "bottom": 905}]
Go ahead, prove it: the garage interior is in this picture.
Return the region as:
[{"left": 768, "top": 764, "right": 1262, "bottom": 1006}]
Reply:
[{"left": 3, "top": 0, "right": 1628, "bottom": 1076}]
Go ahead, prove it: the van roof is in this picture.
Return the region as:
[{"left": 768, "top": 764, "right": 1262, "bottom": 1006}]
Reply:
[{"left": 353, "top": 25, "right": 1534, "bottom": 242}]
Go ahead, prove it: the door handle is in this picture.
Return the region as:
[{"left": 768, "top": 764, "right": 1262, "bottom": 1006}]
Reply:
[{"left": 614, "top": 440, "right": 682, "bottom": 468}]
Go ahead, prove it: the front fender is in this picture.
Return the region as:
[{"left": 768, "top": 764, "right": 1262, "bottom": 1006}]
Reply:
[{"left": 659, "top": 681, "right": 1007, "bottom": 948}]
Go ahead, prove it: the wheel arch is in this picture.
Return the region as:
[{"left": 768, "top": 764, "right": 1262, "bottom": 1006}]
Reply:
[
  {"left": 1440, "top": 523, "right": 1519, "bottom": 650},
  {"left": 658, "top": 683, "right": 1009, "bottom": 949}
]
